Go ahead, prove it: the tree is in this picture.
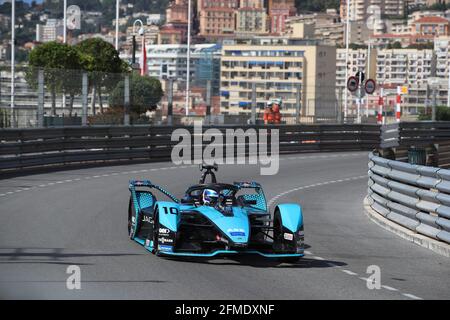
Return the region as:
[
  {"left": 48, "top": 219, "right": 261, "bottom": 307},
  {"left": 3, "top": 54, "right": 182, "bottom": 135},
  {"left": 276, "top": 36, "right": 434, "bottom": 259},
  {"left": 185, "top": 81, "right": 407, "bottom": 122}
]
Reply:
[
  {"left": 419, "top": 106, "right": 450, "bottom": 121},
  {"left": 109, "top": 73, "right": 164, "bottom": 117},
  {"left": 27, "top": 42, "right": 82, "bottom": 116},
  {"left": 75, "top": 38, "right": 125, "bottom": 114}
]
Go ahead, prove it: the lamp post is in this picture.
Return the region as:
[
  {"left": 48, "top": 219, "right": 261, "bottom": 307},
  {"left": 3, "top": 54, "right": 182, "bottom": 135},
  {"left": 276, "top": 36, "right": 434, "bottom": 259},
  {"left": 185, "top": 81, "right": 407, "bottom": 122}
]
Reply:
[
  {"left": 115, "top": 0, "right": 120, "bottom": 51},
  {"left": 10, "top": 0, "right": 15, "bottom": 127},
  {"left": 63, "top": 0, "right": 67, "bottom": 43},
  {"left": 344, "top": 0, "right": 351, "bottom": 122},
  {"left": 185, "top": 0, "right": 192, "bottom": 117},
  {"left": 132, "top": 19, "right": 144, "bottom": 66}
]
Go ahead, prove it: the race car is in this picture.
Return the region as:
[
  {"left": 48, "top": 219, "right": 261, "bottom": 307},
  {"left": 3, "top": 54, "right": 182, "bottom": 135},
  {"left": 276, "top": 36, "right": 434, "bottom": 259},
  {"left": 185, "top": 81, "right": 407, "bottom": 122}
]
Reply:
[{"left": 127, "top": 165, "right": 304, "bottom": 262}]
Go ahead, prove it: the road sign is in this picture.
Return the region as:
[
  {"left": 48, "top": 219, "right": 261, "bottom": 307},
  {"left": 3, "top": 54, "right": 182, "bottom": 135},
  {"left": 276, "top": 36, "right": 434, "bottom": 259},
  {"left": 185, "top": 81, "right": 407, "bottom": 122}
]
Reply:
[
  {"left": 347, "top": 76, "right": 359, "bottom": 92},
  {"left": 400, "top": 86, "right": 408, "bottom": 95},
  {"left": 365, "top": 79, "right": 376, "bottom": 94},
  {"left": 356, "top": 71, "right": 365, "bottom": 83}
]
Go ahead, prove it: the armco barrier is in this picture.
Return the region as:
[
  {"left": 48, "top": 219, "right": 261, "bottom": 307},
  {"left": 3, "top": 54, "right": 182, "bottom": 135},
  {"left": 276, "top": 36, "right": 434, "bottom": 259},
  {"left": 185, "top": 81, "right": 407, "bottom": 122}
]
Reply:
[
  {"left": 0, "top": 124, "right": 381, "bottom": 173},
  {"left": 368, "top": 152, "right": 450, "bottom": 245}
]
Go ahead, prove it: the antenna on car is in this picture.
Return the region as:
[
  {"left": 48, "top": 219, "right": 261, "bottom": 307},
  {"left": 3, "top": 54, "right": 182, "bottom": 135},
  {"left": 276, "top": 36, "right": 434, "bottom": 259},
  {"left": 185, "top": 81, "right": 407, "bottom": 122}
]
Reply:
[{"left": 199, "top": 164, "right": 218, "bottom": 184}]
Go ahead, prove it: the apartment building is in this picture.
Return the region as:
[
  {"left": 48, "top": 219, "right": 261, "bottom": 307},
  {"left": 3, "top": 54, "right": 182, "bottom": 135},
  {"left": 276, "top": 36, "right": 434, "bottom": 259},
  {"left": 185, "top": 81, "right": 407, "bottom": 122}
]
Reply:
[
  {"left": 340, "top": 0, "right": 405, "bottom": 22},
  {"left": 267, "top": 0, "right": 296, "bottom": 34},
  {"left": 197, "top": 0, "right": 238, "bottom": 40},
  {"left": 220, "top": 38, "right": 337, "bottom": 118},
  {"left": 376, "top": 49, "right": 434, "bottom": 86},
  {"left": 147, "top": 43, "right": 221, "bottom": 93},
  {"left": 35, "top": 19, "right": 64, "bottom": 43},
  {"left": 236, "top": 0, "right": 268, "bottom": 35},
  {"left": 285, "top": 10, "right": 344, "bottom": 45},
  {"left": 412, "top": 16, "right": 450, "bottom": 37}
]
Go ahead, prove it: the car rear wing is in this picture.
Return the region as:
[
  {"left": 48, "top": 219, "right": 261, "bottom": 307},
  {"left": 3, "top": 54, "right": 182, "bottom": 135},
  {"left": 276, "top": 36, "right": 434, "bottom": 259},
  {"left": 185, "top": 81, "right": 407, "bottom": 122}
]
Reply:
[{"left": 129, "top": 180, "right": 179, "bottom": 203}]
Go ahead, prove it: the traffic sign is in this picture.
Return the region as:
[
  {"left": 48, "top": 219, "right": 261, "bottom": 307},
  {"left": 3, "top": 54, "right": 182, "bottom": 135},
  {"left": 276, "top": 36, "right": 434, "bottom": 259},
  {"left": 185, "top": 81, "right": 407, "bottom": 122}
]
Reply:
[
  {"left": 347, "top": 76, "right": 359, "bottom": 92},
  {"left": 400, "top": 86, "right": 408, "bottom": 95},
  {"left": 356, "top": 71, "right": 365, "bottom": 83},
  {"left": 365, "top": 79, "right": 376, "bottom": 94}
]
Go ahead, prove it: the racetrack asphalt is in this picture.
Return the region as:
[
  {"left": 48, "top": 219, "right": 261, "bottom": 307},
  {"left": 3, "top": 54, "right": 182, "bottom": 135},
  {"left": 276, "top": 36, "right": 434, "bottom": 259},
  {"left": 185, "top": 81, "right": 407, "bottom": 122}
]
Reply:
[{"left": 0, "top": 151, "right": 449, "bottom": 300}]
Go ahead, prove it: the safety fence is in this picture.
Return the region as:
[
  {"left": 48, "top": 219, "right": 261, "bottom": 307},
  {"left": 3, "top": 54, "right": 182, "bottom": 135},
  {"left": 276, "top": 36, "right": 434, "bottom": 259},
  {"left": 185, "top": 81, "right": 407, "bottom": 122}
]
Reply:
[
  {"left": 368, "top": 152, "right": 450, "bottom": 245},
  {"left": 0, "top": 124, "right": 380, "bottom": 172}
]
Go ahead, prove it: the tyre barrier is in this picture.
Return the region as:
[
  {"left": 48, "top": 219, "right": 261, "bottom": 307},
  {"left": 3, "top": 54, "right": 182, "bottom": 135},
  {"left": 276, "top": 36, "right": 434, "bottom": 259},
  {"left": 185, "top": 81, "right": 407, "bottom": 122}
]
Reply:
[{"left": 368, "top": 152, "right": 450, "bottom": 244}]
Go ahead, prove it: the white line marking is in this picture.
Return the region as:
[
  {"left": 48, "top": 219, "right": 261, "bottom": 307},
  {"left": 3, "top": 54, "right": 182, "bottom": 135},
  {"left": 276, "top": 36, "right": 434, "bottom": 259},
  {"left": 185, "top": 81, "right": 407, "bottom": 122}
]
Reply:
[
  {"left": 382, "top": 285, "right": 398, "bottom": 291},
  {"left": 267, "top": 175, "right": 367, "bottom": 207},
  {"left": 312, "top": 256, "right": 325, "bottom": 261},
  {"left": 402, "top": 293, "right": 423, "bottom": 300},
  {"left": 342, "top": 270, "right": 358, "bottom": 276}
]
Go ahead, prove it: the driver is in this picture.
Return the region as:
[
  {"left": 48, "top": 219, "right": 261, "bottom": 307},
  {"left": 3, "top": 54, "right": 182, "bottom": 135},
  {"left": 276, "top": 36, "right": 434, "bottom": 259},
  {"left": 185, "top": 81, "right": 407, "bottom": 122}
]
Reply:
[{"left": 202, "top": 189, "right": 219, "bottom": 206}]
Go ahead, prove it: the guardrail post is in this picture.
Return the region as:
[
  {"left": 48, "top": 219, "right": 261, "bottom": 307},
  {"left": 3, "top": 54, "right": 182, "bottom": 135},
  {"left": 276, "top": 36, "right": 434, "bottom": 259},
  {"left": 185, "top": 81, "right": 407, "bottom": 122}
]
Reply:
[
  {"left": 296, "top": 83, "right": 301, "bottom": 124},
  {"left": 205, "top": 79, "right": 211, "bottom": 126},
  {"left": 251, "top": 82, "right": 256, "bottom": 125},
  {"left": 124, "top": 75, "right": 130, "bottom": 126},
  {"left": 81, "top": 73, "right": 88, "bottom": 126},
  {"left": 37, "top": 69, "right": 44, "bottom": 127}
]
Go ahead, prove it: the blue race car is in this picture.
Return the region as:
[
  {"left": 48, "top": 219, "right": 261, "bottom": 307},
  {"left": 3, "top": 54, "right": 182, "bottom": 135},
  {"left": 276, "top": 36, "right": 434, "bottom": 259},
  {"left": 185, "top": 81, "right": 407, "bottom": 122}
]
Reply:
[{"left": 128, "top": 165, "right": 304, "bottom": 262}]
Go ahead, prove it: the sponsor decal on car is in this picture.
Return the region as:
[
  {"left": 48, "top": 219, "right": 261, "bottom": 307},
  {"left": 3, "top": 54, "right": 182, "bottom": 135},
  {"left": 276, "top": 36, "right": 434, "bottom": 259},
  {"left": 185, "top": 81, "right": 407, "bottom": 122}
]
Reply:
[
  {"left": 142, "top": 216, "right": 152, "bottom": 223},
  {"left": 159, "top": 245, "right": 173, "bottom": 252},
  {"left": 159, "top": 227, "right": 170, "bottom": 234},
  {"left": 227, "top": 228, "right": 246, "bottom": 237},
  {"left": 284, "top": 233, "right": 294, "bottom": 241},
  {"left": 158, "top": 237, "right": 174, "bottom": 244}
]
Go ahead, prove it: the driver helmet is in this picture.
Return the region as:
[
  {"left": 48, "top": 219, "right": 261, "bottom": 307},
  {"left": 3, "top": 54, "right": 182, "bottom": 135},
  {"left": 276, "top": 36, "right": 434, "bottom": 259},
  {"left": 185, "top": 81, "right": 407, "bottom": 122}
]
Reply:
[{"left": 203, "top": 189, "right": 219, "bottom": 206}]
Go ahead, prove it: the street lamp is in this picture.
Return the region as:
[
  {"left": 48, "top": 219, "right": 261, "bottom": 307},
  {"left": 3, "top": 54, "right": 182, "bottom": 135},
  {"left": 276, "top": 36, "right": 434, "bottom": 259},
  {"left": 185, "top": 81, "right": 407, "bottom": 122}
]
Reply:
[
  {"left": 132, "top": 19, "right": 144, "bottom": 66},
  {"left": 10, "top": 0, "right": 15, "bottom": 127},
  {"left": 185, "top": 0, "right": 192, "bottom": 117},
  {"left": 344, "top": 0, "right": 351, "bottom": 122},
  {"left": 115, "top": 0, "right": 120, "bottom": 51}
]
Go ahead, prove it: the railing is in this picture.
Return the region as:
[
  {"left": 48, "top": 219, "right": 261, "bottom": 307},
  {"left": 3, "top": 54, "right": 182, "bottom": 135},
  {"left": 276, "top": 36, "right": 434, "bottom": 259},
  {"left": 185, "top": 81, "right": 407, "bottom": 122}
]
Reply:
[
  {"left": 0, "top": 124, "right": 381, "bottom": 173},
  {"left": 368, "top": 152, "right": 450, "bottom": 245}
]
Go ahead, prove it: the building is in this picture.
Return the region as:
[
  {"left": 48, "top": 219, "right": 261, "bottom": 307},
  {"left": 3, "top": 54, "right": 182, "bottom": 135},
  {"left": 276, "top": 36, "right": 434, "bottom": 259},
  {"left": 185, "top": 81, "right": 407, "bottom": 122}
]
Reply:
[
  {"left": 146, "top": 43, "right": 222, "bottom": 114},
  {"left": 197, "top": 0, "right": 238, "bottom": 40},
  {"left": 166, "top": 0, "right": 189, "bottom": 23},
  {"left": 158, "top": 0, "right": 189, "bottom": 44},
  {"left": 220, "top": 38, "right": 337, "bottom": 119},
  {"left": 412, "top": 16, "right": 450, "bottom": 37},
  {"left": 126, "top": 24, "right": 159, "bottom": 47},
  {"left": 267, "top": 0, "right": 296, "bottom": 34},
  {"left": 340, "top": 0, "right": 405, "bottom": 22},
  {"left": 285, "top": 11, "right": 344, "bottom": 46},
  {"left": 35, "top": 19, "right": 64, "bottom": 43},
  {"left": 236, "top": 0, "right": 268, "bottom": 36}
]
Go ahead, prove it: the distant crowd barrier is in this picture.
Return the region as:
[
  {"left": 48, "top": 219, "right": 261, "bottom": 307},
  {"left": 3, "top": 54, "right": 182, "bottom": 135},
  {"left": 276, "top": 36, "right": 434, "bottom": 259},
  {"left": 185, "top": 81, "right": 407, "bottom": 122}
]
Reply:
[{"left": 0, "top": 124, "right": 380, "bottom": 173}]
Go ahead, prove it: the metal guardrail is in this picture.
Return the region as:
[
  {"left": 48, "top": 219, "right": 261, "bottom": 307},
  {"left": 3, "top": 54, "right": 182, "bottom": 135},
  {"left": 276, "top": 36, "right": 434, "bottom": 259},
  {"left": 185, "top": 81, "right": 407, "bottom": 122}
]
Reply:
[
  {"left": 0, "top": 124, "right": 381, "bottom": 172},
  {"left": 381, "top": 122, "right": 450, "bottom": 149},
  {"left": 368, "top": 152, "right": 450, "bottom": 245}
]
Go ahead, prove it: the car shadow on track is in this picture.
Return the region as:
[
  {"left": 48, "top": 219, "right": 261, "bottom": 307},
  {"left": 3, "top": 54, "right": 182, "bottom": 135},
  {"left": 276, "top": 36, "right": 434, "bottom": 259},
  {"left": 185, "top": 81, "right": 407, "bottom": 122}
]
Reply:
[
  {"left": 0, "top": 247, "right": 144, "bottom": 266},
  {"left": 164, "top": 243, "right": 345, "bottom": 269},
  {"left": 166, "top": 256, "right": 346, "bottom": 269}
]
